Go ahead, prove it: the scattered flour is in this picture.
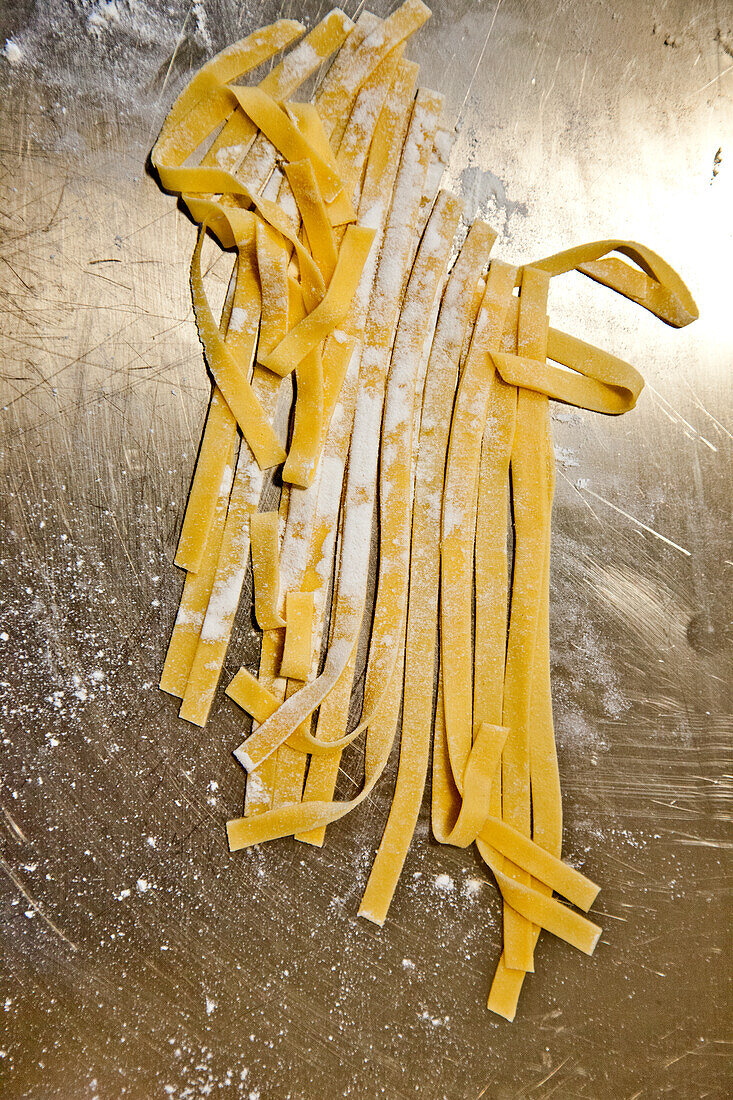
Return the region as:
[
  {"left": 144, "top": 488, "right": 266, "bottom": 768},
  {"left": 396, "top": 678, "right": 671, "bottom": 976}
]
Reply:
[
  {"left": 227, "top": 307, "right": 250, "bottom": 334},
  {"left": 86, "top": 1, "right": 122, "bottom": 39},
  {"left": 459, "top": 164, "right": 528, "bottom": 223},
  {"left": 554, "top": 444, "right": 579, "bottom": 469},
  {"left": 2, "top": 39, "right": 23, "bottom": 65}
]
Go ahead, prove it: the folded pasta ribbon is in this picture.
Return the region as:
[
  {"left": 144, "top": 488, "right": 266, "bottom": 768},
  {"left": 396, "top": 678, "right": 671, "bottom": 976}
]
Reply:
[
  {"left": 260, "top": 224, "right": 377, "bottom": 377},
  {"left": 229, "top": 86, "right": 344, "bottom": 203},
  {"left": 432, "top": 722, "right": 508, "bottom": 848},
  {"left": 489, "top": 332, "right": 644, "bottom": 415},
  {"left": 190, "top": 221, "right": 286, "bottom": 470},
  {"left": 150, "top": 20, "right": 305, "bottom": 178},
  {"left": 488, "top": 240, "right": 698, "bottom": 414},
  {"left": 533, "top": 239, "right": 699, "bottom": 328}
]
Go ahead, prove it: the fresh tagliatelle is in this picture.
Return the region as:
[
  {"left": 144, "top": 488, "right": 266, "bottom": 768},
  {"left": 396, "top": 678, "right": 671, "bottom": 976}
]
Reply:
[{"left": 151, "top": 3, "right": 699, "bottom": 1022}]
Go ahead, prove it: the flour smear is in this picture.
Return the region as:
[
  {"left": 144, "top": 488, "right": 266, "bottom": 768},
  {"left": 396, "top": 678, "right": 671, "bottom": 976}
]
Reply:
[{"left": 0, "top": 0, "right": 259, "bottom": 115}]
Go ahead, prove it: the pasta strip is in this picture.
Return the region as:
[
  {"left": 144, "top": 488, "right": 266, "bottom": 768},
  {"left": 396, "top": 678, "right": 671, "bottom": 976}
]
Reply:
[
  {"left": 284, "top": 159, "right": 339, "bottom": 282},
  {"left": 317, "top": 0, "right": 430, "bottom": 144},
  {"left": 281, "top": 330, "right": 353, "bottom": 496},
  {"left": 469, "top": 290, "right": 520, "bottom": 988},
  {"left": 174, "top": 387, "right": 237, "bottom": 573},
  {"left": 321, "top": 333, "right": 356, "bottom": 426},
  {"left": 280, "top": 592, "right": 315, "bottom": 681},
  {"left": 350, "top": 223, "right": 495, "bottom": 908},
  {"left": 250, "top": 512, "right": 286, "bottom": 631},
  {"left": 226, "top": 668, "right": 280, "bottom": 724},
  {"left": 272, "top": 274, "right": 325, "bottom": 492},
  {"left": 241, "top": 641, "right": 282, "bottom": 815},
  {"left": 190, "top": 222, "right": 285, "bottom": 469},
  {"left": 488, "top": 493, "right": 558, "bottom": 1020},
  {"left": 159, "top": 455, "right": 236, "bottom": 696},
  {"left": 260, "top": 225, "right": 377, "bottom": 377},
  {"left": 255, "top": 220, "right": 290, "bottom": 363},
  {"left": 491, "top": 334, "right": 643, "bottom": 415},
  {"left": 285, "top": 101, "right": 335, "bottom": 150},
  {"left": 422, "top": 123, "right": 454, "bottom": 215},
  {"left": 262, "top": 9, "right": 353, "bottom": 102},
  {"left": 480, "top": 820, "right": 597, "bottom": 912},
  {"left": 532, "top": 239, "right": 698, "bottom": 327},
  {"left": 281, "top": 104, "right": 358, "bottom": 232},
  {"left": 230, "top": 87, "right": 344, "bottom": 202},
  {"left": 496, "top": 267, "right": 552, "bottom": 973},
  {"left": 177, "top": 448, "right": 258, "bottom": 727},
  {"left": 283, "top": 347, "right": 324, "bottom": 490},
  {"left": 169, "top": 242, "right": 243, "bottom": 577},
  {"left": 527, "top": 539, "right": 562, "bottom": 865},
  {"left": 242, "top": 491, "right": 291, "bottom": 817},
  {"left": 431, "top": 665, "right": 460, "bottom": 837},
  {"left": 491, "top": 869, "right": 601, "bottom": 956},
  {"left": 233, "top": 89, "right": 442, "bottom": 775},
  {"left": 150, "top": 20, "right": 304, "bottom": 177},
  {"left": 472, "top": 347, "right": 516, "bottom": 754}
]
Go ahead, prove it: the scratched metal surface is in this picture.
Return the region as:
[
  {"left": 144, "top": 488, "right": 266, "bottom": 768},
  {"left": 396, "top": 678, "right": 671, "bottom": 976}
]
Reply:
[{"left": 0, "top": 0, "right": 731, "bottom": 1097}]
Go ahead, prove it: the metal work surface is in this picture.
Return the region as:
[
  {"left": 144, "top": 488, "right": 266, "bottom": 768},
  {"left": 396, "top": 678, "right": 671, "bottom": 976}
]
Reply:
[{"left": 0, "top": 1, "right": 730, "bottom": 1096}]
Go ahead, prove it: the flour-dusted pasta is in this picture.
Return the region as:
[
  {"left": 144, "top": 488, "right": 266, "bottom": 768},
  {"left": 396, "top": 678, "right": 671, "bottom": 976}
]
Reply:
[{"left": 151, "top": 5, "right": 699, "bottom": 1022}]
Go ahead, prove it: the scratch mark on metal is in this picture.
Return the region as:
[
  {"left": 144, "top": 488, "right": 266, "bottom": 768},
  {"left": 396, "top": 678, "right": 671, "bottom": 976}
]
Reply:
[
  {"left": 529, "top": 1056, "right": 571, "bottom": 1092},
  {"left": 688, "top": 60, "right": 733, "bottom": 96},
  {"left": 681, "top": 380, "right": 733, "bottom": 441},
  {"left": 1, "top": 858, "right": 78, "bottom": 952},
  {"left": 647, "top": 384, "right": 718, "bottom": 451},
  {"left": 458, "top": 0, "right": 503, "bottom": 118},
  {"left": 578, "top": 486, "right": 692, "bottom": 557},
  {"left": 556, "top": 466, "right": 602, "bottom": 522},
  {"left": 1, "top": 804, "right": 28, "bottom": 842}
]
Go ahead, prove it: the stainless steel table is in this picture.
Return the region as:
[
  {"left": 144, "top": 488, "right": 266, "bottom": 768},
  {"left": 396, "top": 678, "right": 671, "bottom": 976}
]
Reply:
[{"left": 0, "top": 1, "right": 730, "bottom": 1096}]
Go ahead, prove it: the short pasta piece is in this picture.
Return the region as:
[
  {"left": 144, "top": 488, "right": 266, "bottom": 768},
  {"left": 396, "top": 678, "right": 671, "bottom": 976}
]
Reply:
[
  {"left": 250, "top": 512, "right": 285, "bottom": 631},
  {"left": 279, "top": 591, "right": 315, "bottom": 682}
]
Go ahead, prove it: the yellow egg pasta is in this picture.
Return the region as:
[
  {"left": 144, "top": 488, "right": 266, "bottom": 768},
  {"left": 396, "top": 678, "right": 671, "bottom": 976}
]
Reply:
[{"left": 151, "top": 6, "right": 699, "bottom": 1024}]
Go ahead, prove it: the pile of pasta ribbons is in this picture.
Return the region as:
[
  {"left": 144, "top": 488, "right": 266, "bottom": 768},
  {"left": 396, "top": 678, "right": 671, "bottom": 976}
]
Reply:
[{"left": 152, "top": 2, "right": 698, "bottom": 1020}]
